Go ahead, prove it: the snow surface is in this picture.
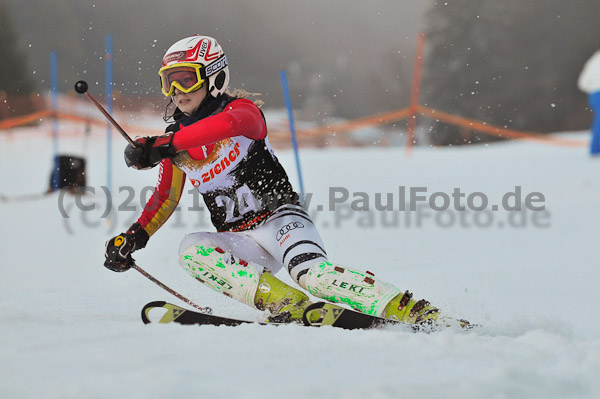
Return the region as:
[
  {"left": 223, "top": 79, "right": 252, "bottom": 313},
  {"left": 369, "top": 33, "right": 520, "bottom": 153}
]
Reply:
[{"left": 1, "top": 120, "right": 599, "bottom": 399}]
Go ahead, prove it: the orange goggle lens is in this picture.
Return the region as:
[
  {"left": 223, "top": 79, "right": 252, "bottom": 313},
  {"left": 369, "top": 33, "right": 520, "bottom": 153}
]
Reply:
[{"left": 158, "top": 63, "right": 205, "bottom": 97}]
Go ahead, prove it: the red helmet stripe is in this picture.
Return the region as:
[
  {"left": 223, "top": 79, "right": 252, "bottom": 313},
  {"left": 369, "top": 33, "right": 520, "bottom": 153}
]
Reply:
[
  {"left": 204, "top": 40, "right": 220, "bottom": 62},
  {"left": 186, "top": 39, "right": 204, "bottom": 62}
]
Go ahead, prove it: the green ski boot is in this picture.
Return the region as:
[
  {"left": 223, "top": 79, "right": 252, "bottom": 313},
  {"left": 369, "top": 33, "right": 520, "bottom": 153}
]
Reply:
[
  {"left": 383, "top": 290, "right": 440, "bottom": 325},
  {"left": 254, "top": 271, "right": 311, "bottom": 323}
]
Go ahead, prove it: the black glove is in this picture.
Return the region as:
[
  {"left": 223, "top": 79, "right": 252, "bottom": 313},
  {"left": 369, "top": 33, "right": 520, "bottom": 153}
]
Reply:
[
  {"left": 104, "top": 223, "right": 150, "bottom": 272},
  {"left": 124, "top": 133, "right": 177, "bottom": 170}
]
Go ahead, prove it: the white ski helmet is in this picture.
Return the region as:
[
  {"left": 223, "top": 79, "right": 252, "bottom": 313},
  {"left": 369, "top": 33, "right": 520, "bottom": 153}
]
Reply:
[{"left": 159, "top": 35, "right": 229, "bottom": 99}]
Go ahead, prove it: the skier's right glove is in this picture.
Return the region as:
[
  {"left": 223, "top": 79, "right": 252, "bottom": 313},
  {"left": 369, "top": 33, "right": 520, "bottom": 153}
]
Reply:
[
  {"left": 124, "top": 133, "right": 176, "bottom": 170},
  {"left": 104, "top": 223, "right": 150, "bottom": 272}
]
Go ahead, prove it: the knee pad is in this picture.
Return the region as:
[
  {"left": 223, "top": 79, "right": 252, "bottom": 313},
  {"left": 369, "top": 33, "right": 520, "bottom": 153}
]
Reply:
[
  {"left": 304, "top": 261, "right": 400, "bottom": 317},
  {"left": 179, "top": 239, "right": 261, "bottom": 308}
]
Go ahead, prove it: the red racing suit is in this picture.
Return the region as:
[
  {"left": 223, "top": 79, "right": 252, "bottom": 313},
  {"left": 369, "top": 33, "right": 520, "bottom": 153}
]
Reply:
[{"left": 134, "top": 96, "right": 300, "bottom": 239}]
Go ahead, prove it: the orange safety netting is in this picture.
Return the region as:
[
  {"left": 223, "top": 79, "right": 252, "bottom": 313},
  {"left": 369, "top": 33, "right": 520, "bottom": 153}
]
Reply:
[
  {"left": 0, "top": 106, "right": 587, "bottom": 148},
  {"left": 416, "top": 106, "right": 585, "bottom": 148},
  {"left": 0, "top": 110, "right": 163, "bottom": 136}
]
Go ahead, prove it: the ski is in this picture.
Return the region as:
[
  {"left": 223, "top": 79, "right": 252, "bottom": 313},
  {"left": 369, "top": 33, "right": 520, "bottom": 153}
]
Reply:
[
  {"left": 141, "top": 300, "right": 399, "bottom": 330},
  {"left": 141, "top": 301, "right": 272, "bottom": 327},
  {"left": 302, "top": 302, "right": 401, "bottom": 330},
  {"left": 141, "top": 300, "right": 476, "bottom": 331}
]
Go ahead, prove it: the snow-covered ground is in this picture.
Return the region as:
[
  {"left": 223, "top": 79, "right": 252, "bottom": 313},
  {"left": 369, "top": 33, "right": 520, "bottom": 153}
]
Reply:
[{"left": 1, "top": 119, "right": 599, "bottom": 399}]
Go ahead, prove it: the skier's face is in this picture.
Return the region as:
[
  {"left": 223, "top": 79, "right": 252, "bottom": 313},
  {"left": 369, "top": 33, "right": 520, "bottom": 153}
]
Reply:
[{"left": 173, "top": 85, "right": 207, "bottom": 116}]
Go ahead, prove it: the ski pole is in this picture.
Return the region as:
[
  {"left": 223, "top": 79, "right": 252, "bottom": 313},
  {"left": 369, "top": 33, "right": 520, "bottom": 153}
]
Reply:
[
  {"left": 73, "top": 80, "right": 137, "bottom": 147},
  {"left": 132, "top": 263, "right": 212, "bottom": 314}
]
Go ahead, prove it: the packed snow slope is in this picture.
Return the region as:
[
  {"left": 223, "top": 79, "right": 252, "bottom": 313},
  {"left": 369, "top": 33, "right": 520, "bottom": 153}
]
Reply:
[{"left": 1, "top": 121, "right": 599, "bottom": 399}]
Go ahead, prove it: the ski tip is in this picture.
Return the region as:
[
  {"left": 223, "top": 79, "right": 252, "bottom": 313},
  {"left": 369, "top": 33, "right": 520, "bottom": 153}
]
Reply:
[
  {"left": 302, "top": 302, "right": 326, "bottom": 326},
  {"left": 141, "top": 301, "right": 167, "bottom": 324}
]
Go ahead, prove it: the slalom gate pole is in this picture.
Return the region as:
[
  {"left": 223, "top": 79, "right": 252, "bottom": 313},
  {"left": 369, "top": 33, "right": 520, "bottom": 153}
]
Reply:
[
  {"left": 279, "top": 69, "right": 306, "bottom": 204},
  {"left": 406, "top": 31, "right": 426, "bottom": 156},
  {"left": 50, "top": 51, "right": 60, "bottom": 191},
  {"left": 132, "top": 264, "right": 212, "bottom": 314},
  {"left": 105, "top": 34, "right": 114, "bottom": 196}
]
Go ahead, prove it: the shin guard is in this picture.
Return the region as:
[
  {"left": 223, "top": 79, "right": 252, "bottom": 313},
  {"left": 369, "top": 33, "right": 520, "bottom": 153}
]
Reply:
[
  {"left": 304, "top": 261, "right": 400, "bottom": 317},
  {"left": 179, "top": 240, "right": 261, "bottom": 308}
]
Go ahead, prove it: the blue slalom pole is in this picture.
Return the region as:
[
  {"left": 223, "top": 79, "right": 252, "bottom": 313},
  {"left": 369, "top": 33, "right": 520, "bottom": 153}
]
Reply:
[
  {"left": 105, "top": 34, "right": 113, "bottom": 196},
  {"left": 279, "top": 70, "right": 305, "bottom": 204},
  {"left": 50, "top": 51, "right": 59, "bottom": 190}
]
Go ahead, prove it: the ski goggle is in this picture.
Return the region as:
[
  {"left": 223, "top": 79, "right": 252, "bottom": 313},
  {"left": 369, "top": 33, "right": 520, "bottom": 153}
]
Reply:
[{"left": 158, "top": 63, "right": 205, "bottom": 97}]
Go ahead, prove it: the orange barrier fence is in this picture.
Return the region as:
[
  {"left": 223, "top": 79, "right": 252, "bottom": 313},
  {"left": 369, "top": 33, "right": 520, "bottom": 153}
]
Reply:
[
  {"left": 0, "top": 105, "right": 587, "bottom": 148},
  {"left": 284, "top": 105, "right": 585, "bottom": 148},
  {"left": 294, "top": 107, "right": 411, "bottom": 136},
  {"left": 0, "top": 110, "right": 52, "bottom": 130},
  {"left": 0, "top": 110, "right": 163, "bottom": 136},
  {"left": 416, "top": 105, "right": 586, "bottom": 148}
]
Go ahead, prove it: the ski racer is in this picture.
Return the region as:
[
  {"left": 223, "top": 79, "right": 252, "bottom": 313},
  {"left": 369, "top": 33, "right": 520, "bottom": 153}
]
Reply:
[{"left": 104, "top": 35, "right": 441, "bottom": 325}]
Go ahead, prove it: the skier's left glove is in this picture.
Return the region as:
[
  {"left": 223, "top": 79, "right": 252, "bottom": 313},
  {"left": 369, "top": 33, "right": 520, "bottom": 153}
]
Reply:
[
  {"left": 104, "top": 223, "right": 150, "bottom": 272},
  {"left": 124, "top": 133, "right": 177, "bottom": 170}
]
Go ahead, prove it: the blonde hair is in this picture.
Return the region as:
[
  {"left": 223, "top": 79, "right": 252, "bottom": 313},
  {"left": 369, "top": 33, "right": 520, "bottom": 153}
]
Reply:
[{"left": 227, "top": 88, "right": 264, "bottom": 108}]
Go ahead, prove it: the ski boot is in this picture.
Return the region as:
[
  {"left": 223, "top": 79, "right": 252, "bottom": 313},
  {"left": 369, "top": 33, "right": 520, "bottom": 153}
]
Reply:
[
  {"left": 254, "top": 271, "right": 312, "bottom": 324},
  {"left": 384, "top": 291, "right": 475, "bottom": 330},
  {"left": 383, "top": 290, "right": 440, "bottom": 324}
]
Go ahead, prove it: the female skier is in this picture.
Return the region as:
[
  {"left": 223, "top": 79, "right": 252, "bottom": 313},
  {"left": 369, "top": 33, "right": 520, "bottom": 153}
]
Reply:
[{"left": 104, "top": 35, "right": 440, "bottom": 325}]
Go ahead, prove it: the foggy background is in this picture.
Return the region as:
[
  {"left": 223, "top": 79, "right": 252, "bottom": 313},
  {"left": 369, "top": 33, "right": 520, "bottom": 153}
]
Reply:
[
  {"left": 2, "top": 1, "right": 427, "bottom": 117},
  {"left": 2, "top": 0, "right": 599, "bottom": 144}
]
